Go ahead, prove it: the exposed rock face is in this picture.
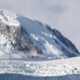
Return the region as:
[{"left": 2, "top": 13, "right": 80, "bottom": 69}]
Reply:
[{"left": 0, "top": 21, "right": 39, "bottom": 59}]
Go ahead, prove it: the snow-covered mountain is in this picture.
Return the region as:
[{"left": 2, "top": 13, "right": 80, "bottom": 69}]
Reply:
[{"left": 0, "top": 9, "right": 79, "bottom": 60}]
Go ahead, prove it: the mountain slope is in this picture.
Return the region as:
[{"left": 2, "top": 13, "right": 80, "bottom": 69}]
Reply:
[{"left": 0, "top": 9, "right": 79, "bottom": 59}]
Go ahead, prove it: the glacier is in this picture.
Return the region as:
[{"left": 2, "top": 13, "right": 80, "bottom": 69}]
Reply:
[{"left": 0, "top": 57, "right": 80, "bottom": 79}]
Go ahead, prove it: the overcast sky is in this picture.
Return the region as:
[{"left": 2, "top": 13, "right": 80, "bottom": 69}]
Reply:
[{"left": 0, "top": 0, "right": 80, "bottom": 50}]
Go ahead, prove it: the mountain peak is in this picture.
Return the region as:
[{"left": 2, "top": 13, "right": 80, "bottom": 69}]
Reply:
[{"left": 0, "top": 9, "right": 20, "bottom": 26}]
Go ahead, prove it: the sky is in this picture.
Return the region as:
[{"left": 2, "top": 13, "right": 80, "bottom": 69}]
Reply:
[{"left": 0, "top": 0, "right": 80, "bottom": 50}]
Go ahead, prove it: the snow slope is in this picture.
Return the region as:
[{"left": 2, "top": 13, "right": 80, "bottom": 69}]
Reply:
[
  {"left": 0, "top": 9, "right": 79, "bottom": 59},
  {"left": 0, "top": 57, "right": 80, "bottom": 77}
]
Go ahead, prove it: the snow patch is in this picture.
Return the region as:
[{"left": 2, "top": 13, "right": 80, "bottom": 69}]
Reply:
[
  {"left": 0, "top": 34, "right": 7, "bottom": 45},
  {"left": 31, "top": 33, "right": 39, "bottom": 41}
]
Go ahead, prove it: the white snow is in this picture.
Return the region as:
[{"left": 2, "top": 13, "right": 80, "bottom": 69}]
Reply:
[
  {"left": 31, "top": 33, "right": 39, "bottom": 41},
  {"left": 0, "top": 9, "right": 20, "bottom": 26},
  {"left": 42, "top": 32, "right": 53, "bottom": 38},
  {"left": 0, "top": 34, "right": 7, "bottom": 44},
  {"left": 44, "top": 40, "right": 65, "bottom": 59},
  {"left": 0, "top": 57, "right": 80, "bottom": 77}
]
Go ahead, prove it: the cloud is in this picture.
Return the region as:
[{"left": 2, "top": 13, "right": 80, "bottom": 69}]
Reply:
[{"left": 0, "top": 0, "right": 79, "bottom": 50}]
